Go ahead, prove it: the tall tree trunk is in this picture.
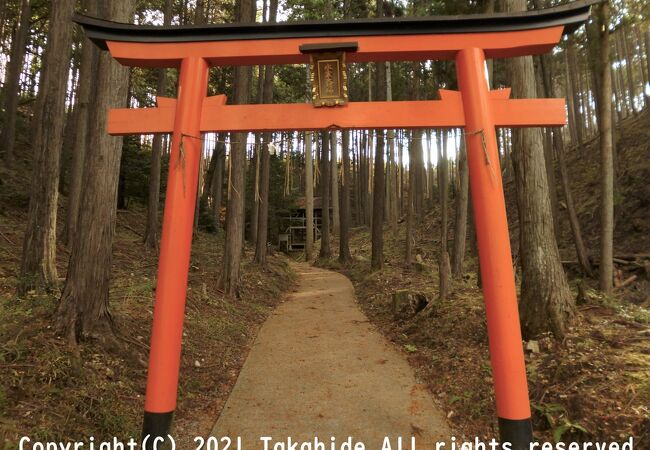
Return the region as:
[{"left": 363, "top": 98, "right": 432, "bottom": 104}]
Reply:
[
  {"left": 305, "top": 131, "right": 314, "bottom": 260},
  {"left": 363, "top": 131, "right": 372, "bottom": 226},
  {"left": 540, "top": 35, "right": 594, "bottom": 279},
  {"left": 352, "top": 132, "right": 359, "bottom": 226},
  {"left": 362, "top": 67, "right": 372, "bottom": 228},
  {"left": 634, "top": 26, "right": 647, "bottom": 108},
  {"left": 250, "top": 66, "right": 266, "bottom": 244},
  {"left": 57, "top": 0, "right": 134, "bottom": 342},
  {"left": 18, "top": 0, "right": 75, "bottom": 295},
  {"left": 615, "top": 31, "right": 631, "bottom": 117},
  {"left": 536, "top": 47, "right": 560, "bottom": 236},
  {"left": 597, "top": 3, "right": 614, "bottom": 293},
  {"left": 254, "top": 141, "right": 270, "bottom": 264},
  {"left": 331, "top": 131, "right": 340, "bottom": 236},
  {"left": 65, "top": 0, "right": 99, "bottom": 246},
  {"left": 452, "top": 135, "right": 469, "bottom": 278},
  {"left": 621, "top": 23, "right": 637, "bottom": 115},
  {"left": 254, "top": 0, "right": 277, "bottom": 265},
  {"left": 555, "top": 128, "right": 592, "bottom": 277},
  {"left": 576, "top": 56, "right": 588, "bottom": 139},
  {"left": 413, "top": 131, "right": 424, "bottom": 218},
  {"left": 438, "top": 130, "right": 450, "bottom": 302},
  {"left": 211, "top": 140, "right": 226, "bottom": 232},
  {"left": 405, "top": 131, "right": 416, "bottom": 264},
  {"left": 220, "top": 0, "right": 255, "bottom": 295},
  {"left": 1, "top": 0, "right": 30, "bottom": 165},
  {"left": 396, "top": 132, "right": 404, "bottom": 218},
  {"left": 612, "top": 31, "right": 627, "bottom": 120},
  {"left": 201, "top": 143, "right": 219, "bottom": 211},
  {"left": 0, "top": 2, "right": 7, "bottom": 41},
  {"left": 192, "top": 0, "right": 208, "bottom": 232},
  {"left": 319, "top": 132, "right": 331, "bottom": 259},
  {"left": 358, "top": 132, "right": 365, "bottom": 226},
  {"left": 193, "top": 142, "right": 205, "bottom": 232},
  {"left": 564, "top": 51, "right": 579, "bottom": 145},
  {"left": 143, "top": 0, "right": 173, "bottom": 248},
  {"left": 250, "top": 136, "right": 260, "bottom": 241},
  {"left": 505, "top": 0, "right": 574, "bottom": 339},
  {"left": 468, "top": 189, "right": 480, "bottom": 288},
  {"left": 484, "top": 0, "right": 495, "bottom": 81},
  {"left": 611, "top": 59, "right": 623, "bottom": 124},
  {"left": 304, "top": 64, "right": 314, "bottom": 260},
  {"left": 385, "top": 62, "right": 398, "bottom": 233},
  {"left": 370, "top": 52, "right": 386, "bottom": 270},
  {"left": 195, "top": 0, "right": 206, "bottom": 24},
  {"left": 583, "top": 64, "right": 594, "bottom": 137},
  {"left": 567, "top": 38, "right": 584, "bottom": 145},
  {"left": 339, "top": 130, "right": 352, "bottom": 263}
]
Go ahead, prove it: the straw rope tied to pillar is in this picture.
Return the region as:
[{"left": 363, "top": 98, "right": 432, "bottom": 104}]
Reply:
[
  {"left": 178, "top": 133, "right": 205, "bottom": 194},
  {"left": 70, "top": 1, "right": 601, "bottom": 446},
  {"left": 461, "top": 128, "right": 499, "bottom": 184}
]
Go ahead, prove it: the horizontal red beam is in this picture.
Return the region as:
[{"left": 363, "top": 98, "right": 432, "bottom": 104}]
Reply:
[
  {"left": 108, "top": 91, "right": 566, "bottom": 135},
  {"left": 106, "top": 27, "right": 564, "bottom": 68}
]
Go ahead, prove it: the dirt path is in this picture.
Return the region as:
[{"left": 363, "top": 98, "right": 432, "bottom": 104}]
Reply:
[{"left": 212, "top": 263, "right": 449, "bottom": 449}]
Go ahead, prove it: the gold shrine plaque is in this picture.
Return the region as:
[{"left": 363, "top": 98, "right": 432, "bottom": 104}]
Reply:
[{"left": 310, "top": 52, "right": 349, "bottom": 107}]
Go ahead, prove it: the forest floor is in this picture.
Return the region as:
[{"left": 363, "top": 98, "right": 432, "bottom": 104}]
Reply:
[
  {"left": 316, "top": 112, "right": 650, "bottom": 445},
  {"left": 319, "top": 227, "right": 649, "bottom": 445},
  {"left": 1, "top": 111, "right": 649, "bottom": 448},
  {"left": 212, "top": 263, "right": 449, "bottom": 447},
  {"left": 0, "top": 171, "right": 296, "bottom": 447}
]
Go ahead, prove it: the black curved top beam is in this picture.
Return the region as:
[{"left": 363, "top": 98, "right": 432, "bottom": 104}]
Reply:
[{"left": 75, "top": 0, "right": 599, "bottom": 51}]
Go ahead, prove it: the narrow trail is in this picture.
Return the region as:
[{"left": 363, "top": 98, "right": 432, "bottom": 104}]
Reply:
[{"left": 212, "top": 263, "right": 449, "bottom": 448}]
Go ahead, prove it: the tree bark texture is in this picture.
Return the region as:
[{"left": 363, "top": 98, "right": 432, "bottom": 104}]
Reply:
[
  {"left": 567, "top": 39, "right": 584, "bottom": 145},
  {"left": 254, "top": 0, "right": 277, "bottom": 265},
  {"left": 371, "top": 56, "right": 386, "bottom": 270},
  {"left": 438, "top": 131, "right": 450, "bottom": 302},
  {"left": 305, "top": 130, "right": 314, "bottom": 260},
  {"left": 331, "top": 131, "right": 340, "bottom": 236},
  {"left": 405, "top": 131, "right": 416, "bottom": 265},
  {"left": 143, "top": 0, "right": 173, "bottom": 248},
  {"left": 319, "top": 132, "right": 331, "bottom": 259},
  {"left": 505, "top": 0, "right": 574, "bottom": 339},
  {"left": 18, "top": 0, "right": 76, "bottom": 295},
  {"left": 57, "top": 0, "right": 134, "bottom": 342},
  {"left": 65, "top": 0, "right": 100, "bottom": 247},
  {"left": 339, "top": 130, "right": 352, "bottom": 263},
  {"left": 452, "top": 136, "right": 469, "bottom": 278},
  {"left": 1, "top": 0, "right": 30, "bottom": 165},
  {"left": 598, "top": 3, "right": 614, "bottom": 293},
  {"left": 211, "top": 140, "right": 226, "bottom": 232},
  {"left": 385, "top": 62, "right": 398, "bottom": 233},
  {"left": 219, "top": 0, "right": 255, "bottom": 295}
]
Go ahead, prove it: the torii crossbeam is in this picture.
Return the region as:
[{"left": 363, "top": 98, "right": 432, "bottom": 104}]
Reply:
[{"left": 75, "top": 1, "right": 597, "bottom": 448}]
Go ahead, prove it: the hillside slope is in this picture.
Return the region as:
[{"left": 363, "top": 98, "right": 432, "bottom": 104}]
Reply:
[
  {"left": 323, "top": 112, "right": 650, "bottom": 443},
  {"left": 0, "top": 155, "right": 295, "bottom": 446}
]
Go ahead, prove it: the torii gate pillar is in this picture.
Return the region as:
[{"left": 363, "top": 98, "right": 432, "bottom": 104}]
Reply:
[
  {"left": 73, "top": 1, "right": 597, "bottom": 447},
  {"left": 142, "top": 56, "right": 209, "bottom": 437},
  {"left": 457, "top": 48, "right": 532, "bottom": 446}
]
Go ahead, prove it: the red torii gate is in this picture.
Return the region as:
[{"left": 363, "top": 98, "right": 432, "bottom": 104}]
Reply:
[{"left": 76, "top": 1, "right": 596, "bottom": 447}]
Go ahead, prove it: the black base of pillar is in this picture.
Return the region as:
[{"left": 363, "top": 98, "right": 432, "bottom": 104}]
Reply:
[
  {"left": 142, "top": 411, "right": 174, "bottom": 441},
  {"left": 498, "top": 417, "right": 533, "bottom": 450}
]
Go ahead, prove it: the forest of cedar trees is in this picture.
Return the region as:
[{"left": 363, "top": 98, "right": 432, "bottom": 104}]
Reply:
[{"left": 0, "top": 0, "right": 649, "bottom": 447}]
